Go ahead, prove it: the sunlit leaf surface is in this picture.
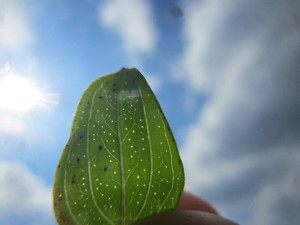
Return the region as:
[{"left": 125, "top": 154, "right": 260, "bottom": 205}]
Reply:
[{"left": 53, "top": 68, "right": 184, "bottom": 225}]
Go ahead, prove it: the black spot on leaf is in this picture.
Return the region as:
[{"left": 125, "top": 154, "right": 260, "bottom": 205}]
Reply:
[
  {"left": 99, "top": 96, "right": 103, "bottom": 99},
  {"left": 77, "top": 158, "right": 80, "bottom": 163},
  {"left": 104, "top": 167, "right": 107, "bottom": 171},
  {"left": 71, "top": 175, "right": 76, "bottom": 184},
  {"left": 80, "top": 135, "right": 83, "bottom": 139},
  {"left": 98, "top": 145, "right": 102, "bottom": 150}
]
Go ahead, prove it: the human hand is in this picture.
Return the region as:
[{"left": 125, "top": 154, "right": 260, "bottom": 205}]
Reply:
[{"left": 131, "top": 191, "right": 238, "bottom": 225}]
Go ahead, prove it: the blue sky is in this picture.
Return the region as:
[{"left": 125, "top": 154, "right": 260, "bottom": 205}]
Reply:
[{"left": 1, "top": 0, "right": 300, "bottom": 225}]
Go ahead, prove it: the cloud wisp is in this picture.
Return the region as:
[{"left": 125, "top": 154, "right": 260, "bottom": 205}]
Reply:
[
  {"left": 98, "top": 0, "right": 158, "bottom": 56},
  {"left": 0, "top": 0, "right": 34, "bottom": 49},
  {"left": 176, "top": 0, "right": 300, "bottom": 224},
  {"left": 0, "top": 161, "right": 54, "bottom": 225}
]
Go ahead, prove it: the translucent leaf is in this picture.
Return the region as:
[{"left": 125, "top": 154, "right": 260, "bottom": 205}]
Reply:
[{"left": 53, "top": 68, "right": 184, "bottom": 225}]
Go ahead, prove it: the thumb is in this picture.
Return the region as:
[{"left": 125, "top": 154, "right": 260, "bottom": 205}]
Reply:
[{"left": 131, "top": 210, "right": 238, "bottom": 225}]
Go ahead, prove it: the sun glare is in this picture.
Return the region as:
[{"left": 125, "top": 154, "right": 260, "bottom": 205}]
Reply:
[{"left": 0, "top": 75, "right": 42, "bottom": 111}]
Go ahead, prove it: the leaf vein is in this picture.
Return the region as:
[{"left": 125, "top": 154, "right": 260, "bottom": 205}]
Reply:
[
  {"left": 63, "top": 139, "right": 81, "bottom": 225},
  {"left": 87, "top": 84, "right": 114, "bottom": 225},
  {"left": 157, "top": 111, "right": 175, "bottom": 211},
  {"left": 134, "top": 80, "right": 154, "bottom": 220}
]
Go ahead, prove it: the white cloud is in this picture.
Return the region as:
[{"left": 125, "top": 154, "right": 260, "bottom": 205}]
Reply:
[
  {"left": 98, "top": 0, "right": 157, "bottom": 55},
  {"left": 250, "top": 166, "right": 300, "bottom": 225},
  {"left": 0, "top": 0, "right": 34, "bottom": 49},
  {"left": 172, "top": 0, "right": 236, "bottom": 93},
  {"left": 0, "top": 161, "right": 54, "bottom": 225},
  {"left": 177, "top": 0, "right": 300, "bottom": 224},
  {"left": 0, "top": 115, "right": 26, "bottom": 134}
]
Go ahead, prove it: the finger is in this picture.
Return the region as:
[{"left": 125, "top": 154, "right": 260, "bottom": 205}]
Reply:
[
  {"left": 177, "top": 191, "right": 218, "bottom": 215},
  {"left": 131, "top": 210, "right": 238, "bottom": 225}
]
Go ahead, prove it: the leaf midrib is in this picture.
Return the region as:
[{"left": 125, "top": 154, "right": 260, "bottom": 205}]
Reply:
[{"left": 117, "top": 75, "right": 126, "bottom": 225}]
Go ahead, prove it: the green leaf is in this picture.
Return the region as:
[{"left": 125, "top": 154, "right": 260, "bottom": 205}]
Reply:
[{"left": 53, "top": 68, "right": 184, "bottom": 225}]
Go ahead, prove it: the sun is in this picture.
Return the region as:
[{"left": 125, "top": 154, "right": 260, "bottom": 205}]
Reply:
[{"left": 0, "top": 74, "right": 42, "bottom": 112}]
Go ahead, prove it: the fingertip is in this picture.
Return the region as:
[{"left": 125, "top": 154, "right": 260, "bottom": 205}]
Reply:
[
  {"left": 177, "top": 191, "right": 219, "bottom": 215},
  {"left": 131, "top": 210, "right": 238, "bottom": 225}
]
